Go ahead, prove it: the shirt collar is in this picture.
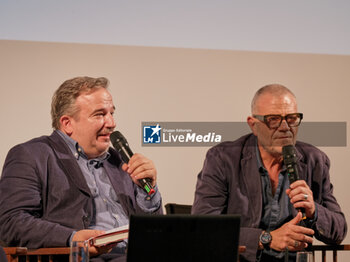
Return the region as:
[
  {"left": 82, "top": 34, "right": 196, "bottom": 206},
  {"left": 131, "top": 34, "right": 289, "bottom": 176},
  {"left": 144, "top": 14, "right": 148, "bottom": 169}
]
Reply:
[{"left": 55, "top": 130, "right": 110, "bottom": 163}]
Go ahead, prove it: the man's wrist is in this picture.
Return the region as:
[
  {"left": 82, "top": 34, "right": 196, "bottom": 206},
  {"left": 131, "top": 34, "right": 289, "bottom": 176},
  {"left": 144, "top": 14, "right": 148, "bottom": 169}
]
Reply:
[
  {"left": 259, "top": 231, "right": 272, "bottom": 250},
  {"left": 68, "top": 231, "right": 76, "bottom": 246}
]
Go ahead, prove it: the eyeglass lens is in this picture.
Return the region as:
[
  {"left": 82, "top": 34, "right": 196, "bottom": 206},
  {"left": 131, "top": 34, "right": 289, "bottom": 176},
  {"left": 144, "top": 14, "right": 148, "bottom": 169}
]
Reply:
[{"left": 266, "top": 114, "right": 301, "bottom": 128}]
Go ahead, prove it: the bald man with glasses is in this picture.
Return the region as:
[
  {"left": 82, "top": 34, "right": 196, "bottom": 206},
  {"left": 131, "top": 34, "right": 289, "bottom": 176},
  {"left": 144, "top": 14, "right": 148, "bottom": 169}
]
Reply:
[{"left": 192, "top": 84, "right": 347, "bottom": 262}]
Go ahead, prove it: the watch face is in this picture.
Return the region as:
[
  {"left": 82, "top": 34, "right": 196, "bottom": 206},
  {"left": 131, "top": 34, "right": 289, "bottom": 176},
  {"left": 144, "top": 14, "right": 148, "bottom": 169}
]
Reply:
[{"left": 260, "top": 232, "right": 272, "bottom": 244}]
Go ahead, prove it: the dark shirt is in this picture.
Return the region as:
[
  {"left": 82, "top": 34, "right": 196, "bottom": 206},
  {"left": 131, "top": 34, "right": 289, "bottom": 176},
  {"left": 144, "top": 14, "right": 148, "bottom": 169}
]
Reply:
[{"left": 256, "top": 144, "right": 294, "bottom": 261}]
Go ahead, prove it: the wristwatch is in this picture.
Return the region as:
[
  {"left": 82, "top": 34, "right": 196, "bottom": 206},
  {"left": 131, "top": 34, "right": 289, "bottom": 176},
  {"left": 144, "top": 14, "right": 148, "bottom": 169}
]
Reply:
[{"left": 259, "top": 231, "right": 272, "bottom": 250}]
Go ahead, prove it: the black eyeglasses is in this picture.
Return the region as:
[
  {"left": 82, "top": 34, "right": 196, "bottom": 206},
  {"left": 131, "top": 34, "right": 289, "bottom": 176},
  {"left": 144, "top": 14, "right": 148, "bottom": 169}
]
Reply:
[{"left": 253, "top": 113, "right": 303, "bottom": 129}]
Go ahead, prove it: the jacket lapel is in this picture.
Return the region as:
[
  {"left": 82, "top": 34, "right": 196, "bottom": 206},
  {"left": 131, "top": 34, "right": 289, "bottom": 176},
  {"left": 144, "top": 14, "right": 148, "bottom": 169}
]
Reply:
[
  {"left": 104, "top": 150, "right": 138, "bottom": 215},
  {"left": 296, "top": 148, "right": 307, "bottom": 181},
  {"left": 47, "top": 132, "right": 92, "bottom": 196},
  {"left": 240, "top": 135, "right": 262, "bottom": 226},
  {"left": 104, "top": 149, "right": 126, "bottom": 194},
  {"left": 290, "top": 147, "right": 308, "bottom": 216}
]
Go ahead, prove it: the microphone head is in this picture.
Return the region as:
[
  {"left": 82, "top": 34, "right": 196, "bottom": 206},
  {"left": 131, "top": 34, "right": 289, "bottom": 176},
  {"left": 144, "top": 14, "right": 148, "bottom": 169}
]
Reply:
[
  {"left": 110, "top": 131, "right": 127, "bottom": 148},
  {"left": 282, "top": 145, "right": 297, "bottom": 165},
  {"left": 110, "top": 131, "right": 133, "bottom": 163}
]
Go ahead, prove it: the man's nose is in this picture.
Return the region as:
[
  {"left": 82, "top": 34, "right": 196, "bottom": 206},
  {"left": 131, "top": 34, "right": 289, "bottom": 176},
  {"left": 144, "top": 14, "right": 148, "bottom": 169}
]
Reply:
[
  {"left": 278, "top": 119, "right": 290, "bottom": 131},
  {"left": 105, "top": 113, "right": 116, "bottom": 128}
]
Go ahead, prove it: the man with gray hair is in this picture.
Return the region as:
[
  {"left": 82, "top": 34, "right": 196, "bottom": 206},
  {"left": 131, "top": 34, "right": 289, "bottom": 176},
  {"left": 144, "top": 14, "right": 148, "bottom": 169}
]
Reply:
[
  {"left": 192, "top": 84, "right": 347, "bottom": 262},
  {"left": 0, "top": 76, "right": 162, "bottom": 261}
]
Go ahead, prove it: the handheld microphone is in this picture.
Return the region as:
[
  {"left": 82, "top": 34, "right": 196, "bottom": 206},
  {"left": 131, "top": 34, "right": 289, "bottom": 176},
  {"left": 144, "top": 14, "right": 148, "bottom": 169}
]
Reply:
[
  {"left": 110, "top": 131, "right": 155, "bottom": 197},
  {"left": 282, "top": 145, "right": 306, "bottom": 220}
]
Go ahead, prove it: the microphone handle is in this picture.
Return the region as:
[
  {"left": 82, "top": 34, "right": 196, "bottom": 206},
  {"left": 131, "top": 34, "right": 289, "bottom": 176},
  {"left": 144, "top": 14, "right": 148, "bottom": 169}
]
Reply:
[
  {"left": 286, "top": 163, "right": 306, "bottom": 220},
  {"left": 117, "top": 142, "right": 155, "bottom": 197}
]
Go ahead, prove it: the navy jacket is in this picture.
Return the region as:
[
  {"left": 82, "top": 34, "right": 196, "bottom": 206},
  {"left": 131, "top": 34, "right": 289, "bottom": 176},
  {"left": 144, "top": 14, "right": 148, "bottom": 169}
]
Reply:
[
  {"left": 0, "top": 131, "right": 162, "bottom": 248},
  {"left": 192, "top": 134, "right": 347, "bottom": 262}
]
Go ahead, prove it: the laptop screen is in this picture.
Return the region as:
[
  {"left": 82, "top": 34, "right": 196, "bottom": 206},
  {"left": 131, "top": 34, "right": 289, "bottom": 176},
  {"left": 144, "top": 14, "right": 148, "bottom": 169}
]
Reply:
[{"left": 127, "top": 214, "right": 241, "bottom": 262}]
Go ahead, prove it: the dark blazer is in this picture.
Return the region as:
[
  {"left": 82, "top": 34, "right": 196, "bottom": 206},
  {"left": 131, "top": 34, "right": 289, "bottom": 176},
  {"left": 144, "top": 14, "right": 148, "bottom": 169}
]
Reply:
[
  {"left": 0, "top": 131, "right": 162, "bottom": 248},
  {"left": 192, "top": 134, "right": 347, "bottom": 262}
]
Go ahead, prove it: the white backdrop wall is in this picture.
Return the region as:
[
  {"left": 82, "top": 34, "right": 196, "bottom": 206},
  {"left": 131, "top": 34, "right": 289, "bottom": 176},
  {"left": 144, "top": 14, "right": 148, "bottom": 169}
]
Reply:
[
  {"left": 0, "top": 42, "right": 349, "bottom": 262},
  {"left": 1, "top": 1, "right": 350, "bottom": 260}
]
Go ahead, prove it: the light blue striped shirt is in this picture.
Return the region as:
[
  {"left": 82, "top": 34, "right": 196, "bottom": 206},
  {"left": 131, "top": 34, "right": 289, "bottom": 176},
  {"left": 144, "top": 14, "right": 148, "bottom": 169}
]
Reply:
[{"left": 57, "top": 130, "right": 161, "bottom": 251}]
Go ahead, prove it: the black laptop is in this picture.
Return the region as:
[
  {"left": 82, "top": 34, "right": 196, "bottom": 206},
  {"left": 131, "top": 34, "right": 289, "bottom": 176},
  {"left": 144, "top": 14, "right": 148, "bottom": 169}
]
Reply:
[{"left": 126, "top": 214, "right": 241, "bottom": 262}]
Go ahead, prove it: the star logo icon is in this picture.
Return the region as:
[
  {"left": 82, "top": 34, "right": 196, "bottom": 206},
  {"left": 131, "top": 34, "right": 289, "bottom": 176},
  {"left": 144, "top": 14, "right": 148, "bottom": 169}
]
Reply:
[
  {"left": 150, "top": 124, "right": 161, "bottom": 137},
  {"left": 143, "top": 124, "right": 162, "bottom": 144}
]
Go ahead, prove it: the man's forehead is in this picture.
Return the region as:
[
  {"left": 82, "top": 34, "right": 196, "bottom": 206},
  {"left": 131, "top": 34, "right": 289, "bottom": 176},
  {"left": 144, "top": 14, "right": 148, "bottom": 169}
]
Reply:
[
  {"left": 77, "top": 88, "right": 113, "bottom": 102},
  {"left": 254, "top": 93, "right": 297, "bottom": 113}
]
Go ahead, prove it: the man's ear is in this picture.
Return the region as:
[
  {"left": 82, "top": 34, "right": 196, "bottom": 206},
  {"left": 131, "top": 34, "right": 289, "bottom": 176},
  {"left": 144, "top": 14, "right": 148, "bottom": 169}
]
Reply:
[
  {"left": 59, "top": 115, "right": 73, "bottom": 136},
  {"left": 247, "top": 116, "right": 258, "bottom": 136}
]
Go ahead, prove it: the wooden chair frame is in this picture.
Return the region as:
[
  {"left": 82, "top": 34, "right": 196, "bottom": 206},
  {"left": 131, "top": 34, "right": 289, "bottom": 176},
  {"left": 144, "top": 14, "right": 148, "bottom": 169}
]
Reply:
[
  {"left": 4, "top": 243, "right": 349, "bottom": 262},
  {"left": 311, "top": 244, "right": 350, "bottom": 262},
  {"left": 3, "top": 247, "right": 70, "bottom": 262}
]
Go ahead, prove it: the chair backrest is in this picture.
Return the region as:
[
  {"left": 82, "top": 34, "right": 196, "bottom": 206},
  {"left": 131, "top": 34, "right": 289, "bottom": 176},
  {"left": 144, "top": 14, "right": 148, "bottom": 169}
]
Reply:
[
  {"left": 164, "top": 203, "right": 192, "bottom": 214},
  {"left": 311, "top": 244, "right": 350, "bottom": 262}
]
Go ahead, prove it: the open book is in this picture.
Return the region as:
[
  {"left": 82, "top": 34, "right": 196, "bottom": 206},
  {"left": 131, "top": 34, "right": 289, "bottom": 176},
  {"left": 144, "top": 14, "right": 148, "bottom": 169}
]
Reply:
[{"left": 88, "top": 225, "right": 129, "bottom": 247}]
